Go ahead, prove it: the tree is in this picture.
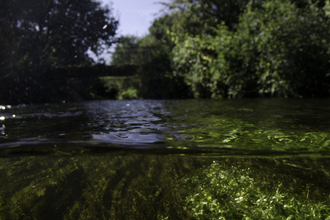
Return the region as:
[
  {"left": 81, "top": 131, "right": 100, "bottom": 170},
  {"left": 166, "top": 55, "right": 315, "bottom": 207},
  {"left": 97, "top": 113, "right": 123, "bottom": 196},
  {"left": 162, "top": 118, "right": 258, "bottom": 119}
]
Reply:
[
  {"left": 111, "top": 35, "right": 140, "bottom": 66},
  {"left": 162, "top": 0, "right": 251, "bottom": 38},
  {"left": 3, "top": 0, "right": 118, "bottom": 67},
  {"left": 170, "top": 0, "right": 330, "bottom": 98},
  {"left": 110, "top": 15, "right": 191, "bottom": 99},
  {"left": 0, "top": 0, "right": 119, "bottom": 104}
]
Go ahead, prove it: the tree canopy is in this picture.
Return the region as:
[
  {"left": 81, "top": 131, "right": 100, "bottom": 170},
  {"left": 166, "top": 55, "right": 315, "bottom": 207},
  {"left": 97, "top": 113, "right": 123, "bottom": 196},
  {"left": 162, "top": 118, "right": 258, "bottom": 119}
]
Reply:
[
  {"left": 110, "top": 15, "right": 191, "bottom": 99},
  {"left": 2, "top": 0, "right": 330, "bottom": 103},
  {"left": 0, "top": 0, "right": 119, "bottom": 104},
  {"left": 164, "top": 0, "right": 330, "bottom": 98},
  {"left": 1, "top": 0, "right": 118, "bottom": 68},
  {"left": 109, "top": 0, "right": 330, "bottom": 99}
]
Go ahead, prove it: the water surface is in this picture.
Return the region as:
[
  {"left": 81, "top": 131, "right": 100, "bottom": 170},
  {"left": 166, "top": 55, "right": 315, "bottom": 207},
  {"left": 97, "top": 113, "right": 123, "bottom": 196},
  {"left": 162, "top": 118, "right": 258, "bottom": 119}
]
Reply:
[
  {"left": 2, "top": 99, "right": 330, "bottom": 155},
  {"left": 0, "top": 99, "right": 330, "bottom": 219}
]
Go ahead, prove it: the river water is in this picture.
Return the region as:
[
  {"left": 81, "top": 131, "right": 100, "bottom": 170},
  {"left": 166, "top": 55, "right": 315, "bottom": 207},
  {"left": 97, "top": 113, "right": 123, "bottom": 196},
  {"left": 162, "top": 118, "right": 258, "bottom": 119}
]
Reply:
[{"left": 0, "top": 99, "right": 330, "bottom": 219}]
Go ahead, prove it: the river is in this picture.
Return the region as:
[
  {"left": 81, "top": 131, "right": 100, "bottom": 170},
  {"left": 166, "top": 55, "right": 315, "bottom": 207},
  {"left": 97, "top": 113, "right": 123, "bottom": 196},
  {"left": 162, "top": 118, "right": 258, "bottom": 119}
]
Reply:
[{"left": 0, "top": 99, "right": 330, "bottom": 219}]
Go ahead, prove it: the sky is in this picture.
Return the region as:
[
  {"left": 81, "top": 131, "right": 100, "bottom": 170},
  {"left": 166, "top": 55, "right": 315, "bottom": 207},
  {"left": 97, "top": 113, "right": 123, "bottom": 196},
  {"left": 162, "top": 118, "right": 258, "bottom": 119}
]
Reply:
[
  {"left": 89, "top": 0, "right": 166, "bottom": 63},
  {"left": 107, "top": 0, "right": 165, "bottom": 37}
]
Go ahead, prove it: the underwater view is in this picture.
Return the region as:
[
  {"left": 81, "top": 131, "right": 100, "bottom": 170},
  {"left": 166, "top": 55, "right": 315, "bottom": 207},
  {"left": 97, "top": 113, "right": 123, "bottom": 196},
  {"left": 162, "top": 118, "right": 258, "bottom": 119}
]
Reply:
[{"left": 0, "top": 99, "right": 330, "bottom": 219}]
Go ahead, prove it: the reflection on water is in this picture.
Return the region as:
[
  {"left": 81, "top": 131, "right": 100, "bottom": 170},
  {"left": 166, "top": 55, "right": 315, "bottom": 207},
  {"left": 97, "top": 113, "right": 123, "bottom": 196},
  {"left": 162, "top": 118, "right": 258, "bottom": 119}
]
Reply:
[
  {"left": 2, "top": 99, "right": 330, "bottom": 153},
  {"left": 87, "top": 99, "right": 330, "bottom": 153},
  {"left": 1, "top": 99, "right": 330, "bottom": 218}
]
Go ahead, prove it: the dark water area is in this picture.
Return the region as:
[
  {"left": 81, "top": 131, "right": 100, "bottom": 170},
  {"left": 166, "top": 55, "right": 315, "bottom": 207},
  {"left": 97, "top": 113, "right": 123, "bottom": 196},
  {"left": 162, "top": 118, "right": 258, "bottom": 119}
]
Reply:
[{"left": 1, "top": 99, "right": 330, "bottom": 219}]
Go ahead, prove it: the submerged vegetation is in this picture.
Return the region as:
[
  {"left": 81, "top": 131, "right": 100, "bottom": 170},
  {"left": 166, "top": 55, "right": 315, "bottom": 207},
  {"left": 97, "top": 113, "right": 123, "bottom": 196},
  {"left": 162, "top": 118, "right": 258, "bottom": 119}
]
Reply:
[
  {"left": 1, "top": 0, "right": 330, "bottom": 218},
  {"left": 0, "top": 95, "right": 330, "bottom": 218},
  {"left": 180, "top": 160, "right": 330, "bottom": 219},
  {"left": 0, "top": 155, "right": 330, "bottom": 219}
]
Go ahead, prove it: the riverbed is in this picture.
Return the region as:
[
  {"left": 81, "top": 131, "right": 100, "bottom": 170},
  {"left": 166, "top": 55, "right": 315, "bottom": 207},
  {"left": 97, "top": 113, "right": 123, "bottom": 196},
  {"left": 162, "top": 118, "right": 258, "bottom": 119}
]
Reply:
[{"left": 0, "top": 99, "right": 329, "bottom": 219}]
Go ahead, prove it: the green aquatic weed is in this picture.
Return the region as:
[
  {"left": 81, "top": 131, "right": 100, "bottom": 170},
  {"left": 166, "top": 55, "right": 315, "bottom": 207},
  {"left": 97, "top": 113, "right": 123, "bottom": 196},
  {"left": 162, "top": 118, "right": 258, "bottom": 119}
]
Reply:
[{"left": 179, "top": 161, "right": 330, "bottom": 220}]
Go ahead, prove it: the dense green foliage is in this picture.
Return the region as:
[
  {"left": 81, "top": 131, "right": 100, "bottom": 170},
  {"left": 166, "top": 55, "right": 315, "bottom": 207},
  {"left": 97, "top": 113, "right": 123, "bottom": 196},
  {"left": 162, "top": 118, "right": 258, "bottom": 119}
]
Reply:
[
  {"left": 0, "top": 152, "right": 329, "bottom": 219},
  {"left": 180, "top": 160, "right": 330, "bottom": 219},
  {"left": 111, "top": 16, "right": 191, "bottom": 99},
  {"left": 0, "top": 0, "right": 118, "bottom": 104},
  {"left": 111, "top": 0, "right": 330, "bottom": 99},
  {"left": 168, "top": 0, "right": 330, "bottom": 98},
  {"left": 2, "top": 0, "right": 330, "bottom": 102}
]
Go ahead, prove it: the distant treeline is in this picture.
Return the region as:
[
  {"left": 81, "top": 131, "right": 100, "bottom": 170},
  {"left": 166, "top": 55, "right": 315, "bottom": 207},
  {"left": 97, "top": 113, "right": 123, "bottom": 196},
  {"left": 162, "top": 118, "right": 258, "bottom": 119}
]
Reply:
[
  {"left": 1, "top": 0, "right": 330, "bottom": 104},
  {"left": 112, "top": 0, "right": 330, "bottom": 99}
]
